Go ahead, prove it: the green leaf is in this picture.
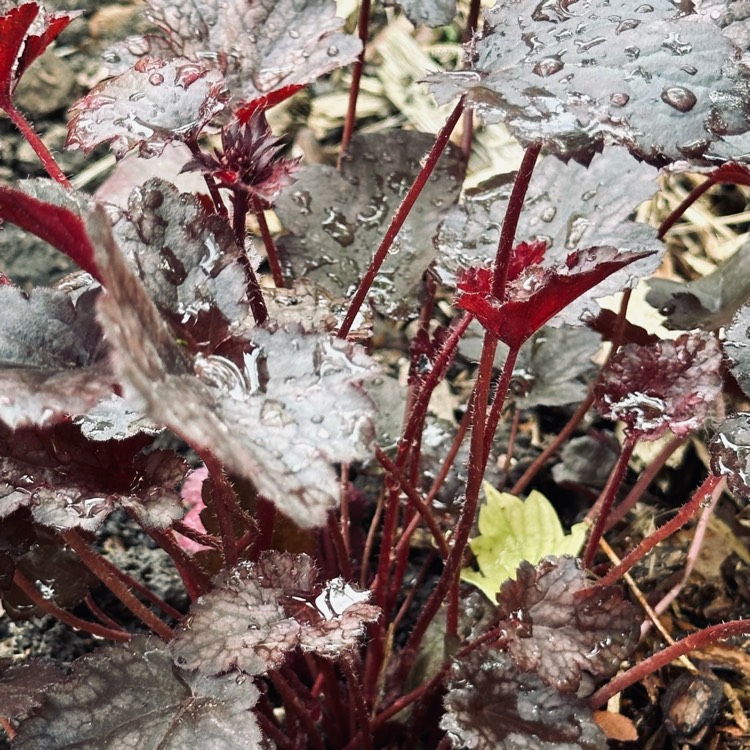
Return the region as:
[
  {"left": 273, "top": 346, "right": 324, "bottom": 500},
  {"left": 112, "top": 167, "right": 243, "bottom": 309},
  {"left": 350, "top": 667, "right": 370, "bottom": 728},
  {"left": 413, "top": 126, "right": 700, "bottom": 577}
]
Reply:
[{"left": 461, "top": 484, "right": 586, "bottom": 602}]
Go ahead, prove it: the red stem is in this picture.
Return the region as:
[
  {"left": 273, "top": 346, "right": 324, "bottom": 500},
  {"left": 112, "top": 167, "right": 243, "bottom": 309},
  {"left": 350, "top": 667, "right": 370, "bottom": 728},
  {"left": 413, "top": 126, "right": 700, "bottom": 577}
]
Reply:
[
  {"left": 60, "top": 530, "right": 173, "bottom": 641},
  {"left": 13, "top": 570, "right": 130, "bottom": 642},
  {"left": 4, "top": 101, "right": 70, "bottom": 187},
  {"left": 250, "top": 193, "right": 285, "bottom": 287},
  {"left": 491, "top": 143, "right": 542, "bottom": 299},
  {"left": 337, "top": 99, "right": 465, "bottom": 339},
  {"left": 590, "top": 618, "right": 750, "bottom": 708},
  {"left": 598, "top": 473, "right": 722, "bottom": 587},
  {"left": 582, "top": 435, "right": 637, "bottom": 569},
  {"left": 338, "top": 0, "right": 372, "bottom": 164}
]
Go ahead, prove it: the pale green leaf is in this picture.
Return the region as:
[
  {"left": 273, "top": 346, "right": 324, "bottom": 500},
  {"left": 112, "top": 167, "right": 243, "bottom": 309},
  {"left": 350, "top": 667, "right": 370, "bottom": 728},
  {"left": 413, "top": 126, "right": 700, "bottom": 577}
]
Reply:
[{"left": 461, "top": 484, "right": 586, "bottom": 601}]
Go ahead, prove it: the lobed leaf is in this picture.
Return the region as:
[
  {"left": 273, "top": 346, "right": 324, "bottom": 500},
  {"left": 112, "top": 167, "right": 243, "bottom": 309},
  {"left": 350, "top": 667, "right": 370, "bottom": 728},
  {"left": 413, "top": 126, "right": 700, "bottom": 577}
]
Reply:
[
  {"left": 89, "top": 208, "right": 379, "bottom": 527},
  {"left": 425, "top": 0, "right": 750, "bottom": 164},
  {"left": 276, "top": 130, "right": 464, "bottom": 319},
  {"left": 594, "top": 333, "right": 723, "bottom": 440},
  {"left": 66, "top": 57, "right": 227, "bottom": 159},
  {"left": 171, "top": 551, "right": 380, "bottom": 675},
  {"left": 495, "top": 557, "right": 641, "bottom": 693},
  {"left": 139, "top": 0, "right": 361, "bottom": 102},
  {"left": 0, "top": 422, "right": 187, "bottom": 532},
  {"left": 441, "top": 650, "right": 606, "bottom": 750},
  {"left": 13, "top": 637, "right": 264, "bottom": 749},
  {"left": 462, "top": 486, "right": 586, "bottom": 602}
]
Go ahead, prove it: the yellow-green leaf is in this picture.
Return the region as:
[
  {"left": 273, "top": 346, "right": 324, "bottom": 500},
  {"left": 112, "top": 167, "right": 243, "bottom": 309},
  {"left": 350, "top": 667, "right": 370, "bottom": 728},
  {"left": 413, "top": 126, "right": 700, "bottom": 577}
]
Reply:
[{"left": 461, "top": 484, "right": 586, "bottom": 601}]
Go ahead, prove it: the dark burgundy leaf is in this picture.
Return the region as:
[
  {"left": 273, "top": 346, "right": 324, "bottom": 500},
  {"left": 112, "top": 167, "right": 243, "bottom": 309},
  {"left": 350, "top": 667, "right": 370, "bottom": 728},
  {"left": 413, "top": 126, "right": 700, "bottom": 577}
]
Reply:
[
  {"left": 710, "top": 413, "right": 750, "bottom": 498},
  {"left": 594, "top": 333, "right": 723, "bottom": 440},
  {"left": 441, "top": 650, "right": 606, "bottom": 750},
  {"left": 425, "top": 1, "right": 750, "bottom": 164},
  {"left": 383, "top": 0, "right": 456, "bottom": 27},
  {"left": 182, "top": 111, "right": 299, "bottom": 203},
  {"left": 0, "top": 286, "right": 113, "bottom": 429},
  {"left": 436, "top": 147, "right": 662, "bottom": 324},
  {"left": 495, "top": 557, "right": 641, "bottom": 693},
  {"left": 13, "top": 637, "right": 264, "bottom": 749},
  {"left": 171, "top": 552, "right": 379, "bottom": 675},
  {"left": 0, "top": 185, "right": 101, "bottom": 282},
  {"left": 139, "top": 0, "right": 361, "bottom": 101},
  {"left": 721, "top": 302, "right": 750, "bottom": 398},
  {"left": 89, "top": 208, "right": 378, "bottom": 527},
  {"left": 0, "top": 3, "right": 78, "bottom": 108},
  {"left": 276, "top": 130, "right": 464, "bottom": 319},
  {"left": 0, "top": 422, "right": 187, "bottom": 532},
  {"left": 109, "top": 178, "right": 249, "bottom": 352},
  {"left": 66, "top": 57, "right": 227, "bottom": 159},
  {"left": 512, "top": 325, "right": 600, "bottom": 408},
  {"left": 0, "top": 660, "right": 64, "bottom": 720},
  {"left": 457, "top": 246, "right": 649, "bottom": 350}
]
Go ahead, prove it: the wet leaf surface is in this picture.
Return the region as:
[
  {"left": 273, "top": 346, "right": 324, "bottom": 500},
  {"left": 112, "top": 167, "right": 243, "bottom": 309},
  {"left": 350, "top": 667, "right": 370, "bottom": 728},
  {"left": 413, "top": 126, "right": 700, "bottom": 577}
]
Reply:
[
  {"left": 276, "top": 130, "right": 464, "bottom": 319},
  {"left": 171, "top": 551, "right": 379, "bottom": 675},
  {"left": 426, "top": 0, "right": 750, "bottom": 164}
]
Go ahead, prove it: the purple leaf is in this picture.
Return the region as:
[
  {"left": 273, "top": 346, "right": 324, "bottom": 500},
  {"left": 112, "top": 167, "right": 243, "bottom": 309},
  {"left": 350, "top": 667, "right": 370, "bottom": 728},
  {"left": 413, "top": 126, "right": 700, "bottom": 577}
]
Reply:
[
  {"left": 89, "top": 208, "right": 379, "bottom": 527},
  {"left": 495, "top": 557, "right": 641, "bottom": 693},
  {"left": 276, "top": 131, "right": 464, "bottom": 319},
  {"left": 137, "top": 0, "right": 361, "bottom": 101},
  {"left": 594, "top": 333, "right": 723, "bottom": 440},
  {"left": 0, "top": 659, "right": 65, "bottom": 721},
  {"left": 13, "top": 637, "right": 264, "bottom": 749},
  {"left": 436, "top": 147, "right": 662, "bottom": 324},
  {"left": 425, "top": 0, "right": 750, "bottom": 164},
  {"left": 171, "top": 551, "right": 379, "bottom": 675},
  {"left": 0, "top": 422, "right": 187, "bottom": 532},
  {"left": 0, "top": 286, "right": 114, "bottom": 429},
  {"left": 441, "top": 650, "right": 606, "bottom": 750},
  {"left": 710, "top": 413, "right": 750, "bottom": 498},
  {"left": 66, "top": 57, "right": 228, "bottom": 159}
]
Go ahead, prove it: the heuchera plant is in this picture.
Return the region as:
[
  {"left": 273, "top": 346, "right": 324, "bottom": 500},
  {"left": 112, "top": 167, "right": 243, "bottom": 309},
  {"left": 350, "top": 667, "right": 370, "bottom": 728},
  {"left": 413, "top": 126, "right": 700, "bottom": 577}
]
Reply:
[{"left": 2, "top": 0, "right": 750, "bottom": 747}]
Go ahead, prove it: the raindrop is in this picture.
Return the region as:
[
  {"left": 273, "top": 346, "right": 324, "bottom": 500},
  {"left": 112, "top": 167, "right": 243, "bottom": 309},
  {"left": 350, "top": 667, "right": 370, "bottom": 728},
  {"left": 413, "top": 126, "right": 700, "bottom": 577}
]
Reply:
[
  {"left": 610, "top": 92, "right": 630, "bottom": 107},
  {"left": 615, "top": 18, "right": 640, "bottom": 33},
  {"left": 148, "top": 72, "right": 165, "bottom": 86},
  {"left": 532, "top": 57, "right": 564, "bottom": 78},
  {"left": 327, "top": 45, "right": 339, "bottom": 57},
  {"left": 662, "top": 33, "right": 692, "bottom": 56},
  {"left": 661, "top": 86, "right": 697, "bottom": 113}
]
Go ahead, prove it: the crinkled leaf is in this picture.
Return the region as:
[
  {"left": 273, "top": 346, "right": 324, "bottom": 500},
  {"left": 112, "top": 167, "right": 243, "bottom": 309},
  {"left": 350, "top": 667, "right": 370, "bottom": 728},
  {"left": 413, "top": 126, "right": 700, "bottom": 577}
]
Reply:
[
  {"left": 89, "top": 208, "right": 378, "bottom": 526},
  {"left": 0, "top": 3, "right": 78, "bottom": 108},
  {"left": 495, "top": 557, "right": 641, "bottom": 693},
  {"left": 594, "top": 332, "right": 723, "bottom": 440},
  {"left": 383, "top": 0, "right": 456, "bottom": 27},
  {"left": 436, "top": 148, "right": 662, "bottom": 325},
  {"left": 513, "top": 325, "right": 600, "bottom": 408},
  {"left": 457, "top": 246, "right": 649, "bottom": 350},
  {"left": 0, "top": 184, "right": 101, "bottom": 282},
  {"left": 710, "top": 413, "right": 750, "bottom": 498},
  {"left": 66, "top": 58, "right": 227, "bottom": 159},
  {"left": 646, "top": 237, "right": 750, "bottom": 330},
  {"left": 109, "top": 178, "right": 249, "bottom": 352},
  {"left": 722, "top": 302, "right": 750, "bottom": 398},
  {"left": 425, "top": 1, "right": 750, "bottom": 164},
  {"left": 0, "top": 659, "right": 64, "bottom": 720},
  {"left": 0, "top": 422, "right": 186, "bottom": 532},
  {"left": 462, "top": 486, "right": 586, "bottom": 602},
  {"left": 13, "top": 636, "right": 264, "bottom": 750},
  {"left": 171, "top": 552, "right": 379, "bottom": 675},
  {"left": 139, "top": 0, "right": 361, "bottom": 101},
  {"left": 0, "top": 287, "right": 114, "bottom": 429},
  {"left": 441, "top": 650, "right": 606, "bottom": 750},
  {"left": 276, "top": 130, "right": 464, "bottom": 319}
]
